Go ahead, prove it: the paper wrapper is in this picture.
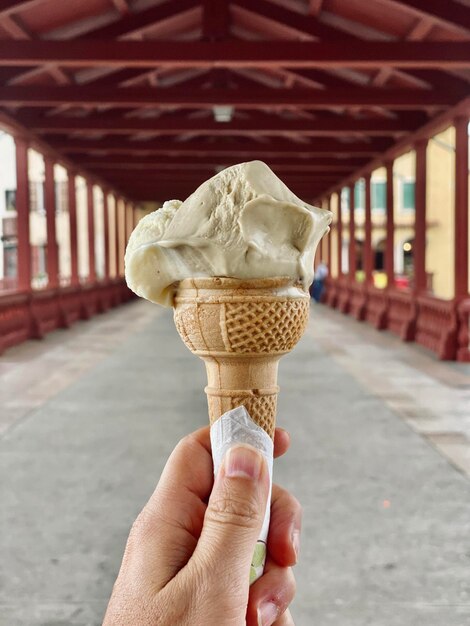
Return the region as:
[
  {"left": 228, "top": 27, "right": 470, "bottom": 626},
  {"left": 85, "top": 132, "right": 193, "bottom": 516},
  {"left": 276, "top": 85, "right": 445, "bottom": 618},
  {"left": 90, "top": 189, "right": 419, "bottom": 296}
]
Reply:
[{"left": 210, "top": 405, "right": 273, "bottom": 584}]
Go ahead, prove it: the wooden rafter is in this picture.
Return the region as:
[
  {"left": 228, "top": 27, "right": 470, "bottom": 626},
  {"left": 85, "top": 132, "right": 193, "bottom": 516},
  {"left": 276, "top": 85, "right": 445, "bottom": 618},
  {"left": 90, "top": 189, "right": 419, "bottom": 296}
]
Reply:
[
  {"left": 309, "top": 0, "right": 324, "bottom": 17},
  {"left": 0, "top": 13, "right": 30, "bottom": 38},
  {"left": 2, "top": 0, "right": 201, "bottom": 86},
  {"left": 232, "top": 0, "right": 470, "bottom": 96},
  {"left": 21, "top": 112, "right": 425, "bottom": 135},
  {"left": 0, "top": 0, "right": 45, "bottom": 16},
  {"left": 375, "top": 0, "right": 470, "bottom": 34},
  {"left": 0, "top": 85, "right": 454, "bottom": 108},
  {"left": 203, "top": 0, "right": 229, "bottom": 39},
  {"left": 111, "top": 0, "right": 129, "bottom": 16},
  {"left": 73, "top": 154, "right": 367, "bottom": 169},
  {"left": 49, "top": 138, "right": 393, "bottom": 157},
  {"left": 1, "top": 40, "right": 469, "bottom": 69}
]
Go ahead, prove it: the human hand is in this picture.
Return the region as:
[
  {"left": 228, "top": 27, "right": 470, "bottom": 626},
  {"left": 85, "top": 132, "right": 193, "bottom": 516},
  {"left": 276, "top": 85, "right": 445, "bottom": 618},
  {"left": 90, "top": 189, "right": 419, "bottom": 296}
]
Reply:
[{"left": 103, "top": 426, "right": 301, "bottom": 626}]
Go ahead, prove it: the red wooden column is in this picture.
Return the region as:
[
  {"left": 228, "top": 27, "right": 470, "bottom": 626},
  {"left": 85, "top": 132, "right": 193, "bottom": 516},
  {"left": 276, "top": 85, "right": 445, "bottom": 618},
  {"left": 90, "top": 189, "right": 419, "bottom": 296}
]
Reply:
[
  {"left": 86, "top": 181, "right": 96, "bottom": 282},
  {"left": 414, "top": 139, "right": 428, "bottom": 294},
  {"left": 68, "top": 172, "right": 79, "bottom": 286},
  {"left": 363, "top": 173, "right": 373, "bottom": 286},
  {"left": 336, "top": 190, "right": 343, "bottom": 278},
  {"left": 454, "top": 116, "right": 469, "bottom": 299},
  {"left": 125, "top": 202, "right": 133, "bottom": 243},
  {"left": 385, "top": 160, "right": 395, "bottom": 288},
  {"left": 15, "top": 137, "right": 31, "bottom": 291},
  {"left": 326, "top": 196, "right": 332, "bottom": 270},
  {"left": 44, "top": 156, "right": 59, "bottom": 289},
  {"left": 115, "top": 196, "right": 122, "bottom": 277},
  {"left": 102, "top": 190, "right": 110, "bottom": 280},
  {"left": 348, "top": 183, "right": 356, "bottom": 282}
]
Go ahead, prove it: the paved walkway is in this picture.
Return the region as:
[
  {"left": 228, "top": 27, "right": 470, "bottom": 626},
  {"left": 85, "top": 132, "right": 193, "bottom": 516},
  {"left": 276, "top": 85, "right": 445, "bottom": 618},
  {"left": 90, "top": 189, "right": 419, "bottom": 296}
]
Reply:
[{"left": 1, "top": 300, "right": 469, "bottom": 626}]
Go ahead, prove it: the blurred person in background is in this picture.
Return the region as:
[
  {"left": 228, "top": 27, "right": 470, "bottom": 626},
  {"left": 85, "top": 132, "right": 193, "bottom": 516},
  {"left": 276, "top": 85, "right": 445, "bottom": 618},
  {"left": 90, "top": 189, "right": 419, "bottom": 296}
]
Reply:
[{"left": 311, "top": 261, "right": 328, "bottom": 303}]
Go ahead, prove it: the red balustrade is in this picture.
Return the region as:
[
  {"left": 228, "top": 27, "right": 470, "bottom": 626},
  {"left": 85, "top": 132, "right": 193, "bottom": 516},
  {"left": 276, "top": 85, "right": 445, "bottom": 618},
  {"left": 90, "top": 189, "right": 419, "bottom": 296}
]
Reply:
[
  {"left": 387, "top": 289, "right": 416, "bottom": 341},
  {"left": 349, "top": 282, "right": 367, "bottom": 321},
  {"left": 0, "top": 279, "right": 133, "bottom": 355},
  {"left": 336, "top": 278, "right": 351, "bottom": 314},
  {"left": 324, "top": 276, "right": 338, "bottom": 308},
  {"left": 415, "top": 295, "right": 458, "bottom": 360},
  {"left": 456, "top": 299, "right": 470, "bottom": 362},
  {"left": 364, "top": 287, "right": 388, "bottom": 330}
]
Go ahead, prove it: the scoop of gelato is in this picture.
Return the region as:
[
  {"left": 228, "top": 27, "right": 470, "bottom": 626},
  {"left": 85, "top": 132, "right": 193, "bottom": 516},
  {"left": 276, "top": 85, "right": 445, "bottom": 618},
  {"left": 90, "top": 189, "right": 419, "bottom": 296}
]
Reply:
[{"left": 125, "top": 160, "right": 332, "bottom": 306}]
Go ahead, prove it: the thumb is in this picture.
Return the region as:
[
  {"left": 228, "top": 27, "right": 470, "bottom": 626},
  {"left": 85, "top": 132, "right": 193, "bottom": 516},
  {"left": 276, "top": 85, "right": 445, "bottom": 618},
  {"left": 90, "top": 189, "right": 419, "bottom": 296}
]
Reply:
[{"left": 192, "top": 443, "right": 270, "bottom": 582}]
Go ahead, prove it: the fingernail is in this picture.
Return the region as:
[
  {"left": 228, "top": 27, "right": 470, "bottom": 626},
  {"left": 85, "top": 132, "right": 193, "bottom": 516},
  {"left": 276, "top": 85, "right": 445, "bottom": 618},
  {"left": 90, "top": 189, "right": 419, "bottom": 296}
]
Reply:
[
  {"left": 225, "top": 444, "right": 263, "bottom": 480},
  {"left": 257, "top": 602, "right": 279, "bottom": 626},
  {"left": 292, "top": 528, "right": 301, "bottom": 561}
]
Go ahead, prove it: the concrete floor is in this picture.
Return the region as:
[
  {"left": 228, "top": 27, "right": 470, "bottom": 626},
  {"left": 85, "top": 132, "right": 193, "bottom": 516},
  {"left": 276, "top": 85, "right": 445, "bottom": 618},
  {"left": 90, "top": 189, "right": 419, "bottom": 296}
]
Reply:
[{"left": 1, "top": 300, "right": 470, "bottom": 626}]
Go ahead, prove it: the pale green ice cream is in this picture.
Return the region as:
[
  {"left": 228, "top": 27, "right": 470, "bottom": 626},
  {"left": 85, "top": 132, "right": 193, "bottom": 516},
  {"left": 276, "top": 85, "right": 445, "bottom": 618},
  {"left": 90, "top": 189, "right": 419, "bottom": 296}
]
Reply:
[{"left": 125, "top": 160, "right": 332, "bottom": 307}]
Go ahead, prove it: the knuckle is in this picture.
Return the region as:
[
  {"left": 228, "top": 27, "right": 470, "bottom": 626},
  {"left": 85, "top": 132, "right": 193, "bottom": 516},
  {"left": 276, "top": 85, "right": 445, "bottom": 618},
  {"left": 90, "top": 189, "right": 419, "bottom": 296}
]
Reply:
[
  {"left": 273, "top": 568, "right": 297, "bottom": 614},
  {"left": 128, "top": 507, "right": 156, "bottom": 544},
  {"left": 176, "top": 432, "right": 200, "bottom": 455},
  {"left": 207, "top": 489, "right": 261, "bottom": 530}
]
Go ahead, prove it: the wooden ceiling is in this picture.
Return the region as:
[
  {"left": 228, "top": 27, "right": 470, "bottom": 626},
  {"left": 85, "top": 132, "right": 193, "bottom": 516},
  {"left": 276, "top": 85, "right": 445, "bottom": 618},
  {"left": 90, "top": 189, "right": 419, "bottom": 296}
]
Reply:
[{"left": 1, "top": 0, "right": 469, "bottom": 203}]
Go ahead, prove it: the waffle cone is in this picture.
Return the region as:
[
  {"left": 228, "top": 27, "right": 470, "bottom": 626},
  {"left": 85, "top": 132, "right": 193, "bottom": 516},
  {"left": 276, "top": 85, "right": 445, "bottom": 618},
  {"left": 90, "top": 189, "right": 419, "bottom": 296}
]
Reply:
[{"left": 173, "top": 277, "right": 310, "bottom": 438}]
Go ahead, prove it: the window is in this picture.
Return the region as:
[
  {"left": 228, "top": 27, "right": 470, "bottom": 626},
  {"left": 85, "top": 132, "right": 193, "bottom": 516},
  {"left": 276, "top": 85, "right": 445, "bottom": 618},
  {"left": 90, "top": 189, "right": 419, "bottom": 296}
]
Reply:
[
  {"left": 372, "top": 181, "right": 386, "bottom": 210},
  {"left": 341, "top": 187, "right": 350, "bottom": 211},
  {"left": 29, "top": 180, "right": 44, "bottom": 213},
  {"left": 3, "top": 243, "right": 17, "bottom": 277},
  {"left": 5, "top": 189, "right": 16, "bottom": 211},
  {"left": 402, "top": 181, "right": 415, "bottom": 210},
  {"left": 55, "top": 180, "right": 68, "bottom": 213},
  {"left": 354, "top": 179, "right": 365, "bottom": 210}
]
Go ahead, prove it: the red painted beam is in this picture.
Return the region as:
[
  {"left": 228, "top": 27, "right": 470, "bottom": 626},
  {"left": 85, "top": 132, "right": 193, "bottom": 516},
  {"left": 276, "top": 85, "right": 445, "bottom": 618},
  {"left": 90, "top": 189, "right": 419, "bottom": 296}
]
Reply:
[
  {"left": 232, "top": 0, "right": 356, "bottom": 42},
  {"left": 1, "top": 41, "right": 469, "bottom": 69},
  {"left": 375, "top": 0, "right": 470, "bottom": 34},
  {"left": 50, "top": 138, "right": 392, "bottom": 157},
  {"left": 0, "top": 0, "right": 43, "bottom": 15},
  {"left": 0, "top": 85, "right": 454, "bottom": 108},
  {"left": 23, "top": 113, "right": 423, "bottom": 135},
  {"left": 74, "top": 155, "right": 365, "bottom": 169},
  {"left": 232, "top": 0, "right": 470, "bottom": 96},
  {"left": 82, "top": 0, "right": 200, "bottom": 39},
  {"left": 203, "top": 0, "right": 229, "bottom": 39}
]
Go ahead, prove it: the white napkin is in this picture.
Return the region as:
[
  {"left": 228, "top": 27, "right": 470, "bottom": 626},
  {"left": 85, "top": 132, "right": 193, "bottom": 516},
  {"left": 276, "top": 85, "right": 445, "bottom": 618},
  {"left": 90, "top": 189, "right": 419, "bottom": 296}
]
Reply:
[{"left": 210, "top": 405, "right": 273, "bottom": 583}]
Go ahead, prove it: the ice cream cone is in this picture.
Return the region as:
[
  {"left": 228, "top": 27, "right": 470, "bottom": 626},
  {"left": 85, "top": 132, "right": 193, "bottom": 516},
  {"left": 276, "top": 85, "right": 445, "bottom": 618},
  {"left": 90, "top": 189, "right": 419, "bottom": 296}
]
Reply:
[{"left": 173, "top": 276, "right": 310, "bottom": 437}]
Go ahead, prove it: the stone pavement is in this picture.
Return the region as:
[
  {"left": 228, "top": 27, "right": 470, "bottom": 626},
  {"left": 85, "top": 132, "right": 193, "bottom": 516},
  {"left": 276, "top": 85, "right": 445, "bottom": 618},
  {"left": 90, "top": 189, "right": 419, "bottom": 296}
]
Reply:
[{"left": 1, "top": 300, "right": 469, "bottom": 626}]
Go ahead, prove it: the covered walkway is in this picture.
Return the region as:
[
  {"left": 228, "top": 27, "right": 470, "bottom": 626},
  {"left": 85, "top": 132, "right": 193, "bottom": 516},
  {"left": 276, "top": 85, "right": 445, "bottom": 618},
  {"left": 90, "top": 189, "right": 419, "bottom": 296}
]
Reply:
[{"left": 1, "top": 301, "right": 469, "bottom": 625}]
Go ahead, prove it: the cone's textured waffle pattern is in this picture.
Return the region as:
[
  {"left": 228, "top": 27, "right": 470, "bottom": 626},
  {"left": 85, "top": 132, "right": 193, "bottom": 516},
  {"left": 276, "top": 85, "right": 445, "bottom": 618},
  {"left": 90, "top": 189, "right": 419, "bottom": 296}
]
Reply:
[{"left": 173, "top": 277, "right": 309, "bottom": 438}]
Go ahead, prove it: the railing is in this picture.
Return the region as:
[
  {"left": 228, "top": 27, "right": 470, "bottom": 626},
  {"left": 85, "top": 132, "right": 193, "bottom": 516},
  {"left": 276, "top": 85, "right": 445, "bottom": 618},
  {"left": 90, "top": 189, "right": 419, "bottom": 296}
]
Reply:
[
  {"left": 365, "top": 286, "right": 388, "bottom": 330},
  {"left": 457, "top": 299, "right": 470, "bottom": 362},
  {"left": 336, "top": 277, "right": 351, "bottom": 313},
  {"left": 324, "top": 277, "right": 466, "bottom": 359},
  {"left": 324, "top": 276, "right": 338, "bottom": 308},
  {"left": 349, "top": 282, "right": 367, "bottom": 321},
  {"left": 0, "top": 278, "right": 133, "bottom": 355},
  {"left": 0, "top": 277, "right": 18, "bottom": 291},
  {"left": 415, "top": 295, "right": 457, "bottom": 360},
  {"left": 387, "top": 289, "right": 416, "bottom": 340}
]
